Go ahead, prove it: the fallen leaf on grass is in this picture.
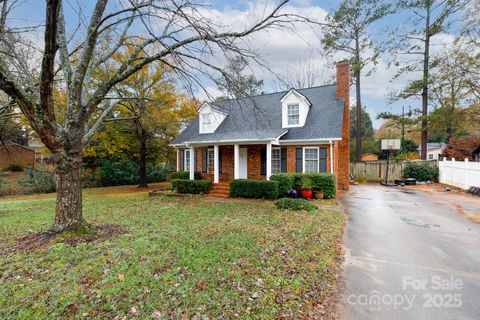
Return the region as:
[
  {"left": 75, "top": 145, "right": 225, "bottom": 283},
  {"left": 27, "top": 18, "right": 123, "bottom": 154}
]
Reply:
[
  {"left": 196, "top": 280, "right": 208, "bottom": 290},
  {"left": 151, "top": 310, "right": 162, "bottom": 318},
  {"left": 118, "top": 274, "right": 126, "bottom": 281}
]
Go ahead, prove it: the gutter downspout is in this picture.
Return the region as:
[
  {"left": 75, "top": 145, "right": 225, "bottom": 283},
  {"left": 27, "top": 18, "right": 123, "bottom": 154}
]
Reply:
[{"left": 329, "top": 140, "right": 334, "bottom": 174}]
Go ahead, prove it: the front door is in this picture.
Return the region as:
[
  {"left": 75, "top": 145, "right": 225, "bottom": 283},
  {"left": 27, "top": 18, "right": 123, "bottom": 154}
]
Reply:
[{"left": 239, "top": 148, "right": 248, "bottom": 179}]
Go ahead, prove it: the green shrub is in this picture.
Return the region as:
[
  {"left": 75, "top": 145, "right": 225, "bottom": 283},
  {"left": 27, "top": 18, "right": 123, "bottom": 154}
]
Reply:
[
  {"left": 100, "top": 161, "right": 138, "bottom": 186},
  {"left": 147, "top": 164, "right": 171, "bottom": 183},
  {"left": 18, "top": 168, "right": 56, "bottom": 194},
  {"left": 7, "top": 164, "right": 23, "bottom": 172},
  {"left": 171, "top": 179, "right": 212, "bottom": 194},
  {"left": 98, "top": 161, "right": 172, "bottom": 187},
  {"left": 303, "top": 173, "right": 336, "bottom": 199},
  {"left": 229, "top": 179, "right": 279, "bottom": 199},
  {"left": 269, "top": 173, "right": 337, "bottom": 199},
  {"left": 270, "top": 173, "right": 295, "bottom": 198},
  {"left": 403, "top": 162, "right": 438, "bottom": 181},
  {"left": 82, "top": 169, "right": 101, "bottom": 188},
  {"left": 275, "top": 198, "right": 318, "bottom": 212},
  {"left": 169, "top": 171, "right": 202, "bottom": 180}
]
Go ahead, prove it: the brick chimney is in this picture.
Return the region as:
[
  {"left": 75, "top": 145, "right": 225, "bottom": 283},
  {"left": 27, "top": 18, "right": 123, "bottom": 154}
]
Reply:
[{"left": 335, "top": 61, "right": 350, "bottom": 191}]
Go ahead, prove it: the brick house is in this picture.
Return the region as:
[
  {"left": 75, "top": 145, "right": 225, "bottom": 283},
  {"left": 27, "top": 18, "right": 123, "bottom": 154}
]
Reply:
[
  {"left": 170, "top": 61, "right": 350, "bottom": 193},
  {"left": 0, "top": 142, "right": 40, "bottom": 171}
]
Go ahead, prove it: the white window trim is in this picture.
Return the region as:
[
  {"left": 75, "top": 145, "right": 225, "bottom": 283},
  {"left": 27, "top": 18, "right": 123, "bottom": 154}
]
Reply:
[
  {"left": 286, "top": 103, "right": 300, "bottom": 126},
  {"left": 207, "top": 148, "right": 214, "bottom": 173},
  {"left": 184, "top": 149, "right": 191, "bottom": 171},
  {"left": 302, "top": 146, "right": 319, "bottom": 173},
  {"left": 271, "top": 147, "right": 282, "bottom": 174}
]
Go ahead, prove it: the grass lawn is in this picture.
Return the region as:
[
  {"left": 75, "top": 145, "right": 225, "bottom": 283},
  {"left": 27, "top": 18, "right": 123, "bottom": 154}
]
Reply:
[{"left": 0, "top": 185, "right": 345, "bottom": 319}]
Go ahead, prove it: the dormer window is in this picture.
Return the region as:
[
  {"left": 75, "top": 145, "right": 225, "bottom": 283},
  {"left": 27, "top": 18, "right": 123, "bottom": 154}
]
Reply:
[
  {"left": 280, "top": 89, "right": 311, "bottom": 128},
  {"left": 198, "top": 102, "right": 228, "bottom": 134},
  {"left": 287, "top": 104, "right": 299, "bottom": 126}
]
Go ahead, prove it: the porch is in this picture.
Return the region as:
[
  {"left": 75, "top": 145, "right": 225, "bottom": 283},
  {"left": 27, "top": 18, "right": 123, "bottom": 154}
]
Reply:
[{"left": 176, "top": 142, "right": 335, "bottom": 185}]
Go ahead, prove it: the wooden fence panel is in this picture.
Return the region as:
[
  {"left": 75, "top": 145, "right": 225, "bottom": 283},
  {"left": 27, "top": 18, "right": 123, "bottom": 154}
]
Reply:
[{"left": 350, "top": 160, "right": 437, "bottom": 182}]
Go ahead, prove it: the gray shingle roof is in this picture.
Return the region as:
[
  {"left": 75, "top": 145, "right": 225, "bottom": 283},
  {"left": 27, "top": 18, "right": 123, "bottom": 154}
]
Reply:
[
  {"left": 418, "top": 142, "right": 447, "bottom": 151},
  {"left": 171, "top": 84, "right": 344, "bottom": 145}
]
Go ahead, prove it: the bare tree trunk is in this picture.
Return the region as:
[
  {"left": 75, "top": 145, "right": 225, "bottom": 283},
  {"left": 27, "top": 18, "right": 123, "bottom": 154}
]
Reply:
[
  {"left": 48, "top": 150, "right": 91, "bottom": 234},
  {"left": 138, "top": 133, "right": 148, "bottom": 188},
  {"left": 421, "top": 3, "right": 431, "bottom": 160}
]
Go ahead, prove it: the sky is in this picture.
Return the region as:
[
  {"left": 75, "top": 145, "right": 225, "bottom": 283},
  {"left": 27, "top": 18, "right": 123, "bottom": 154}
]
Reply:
[{"left": 7, "top": 0, "right": 465, "bottom": 129}]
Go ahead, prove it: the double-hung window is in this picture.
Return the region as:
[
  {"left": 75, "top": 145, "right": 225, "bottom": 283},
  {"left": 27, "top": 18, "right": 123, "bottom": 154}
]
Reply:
[
  {"left": 202, "top": 113, "right": 211, "bottom": 126},
  {"left": 184, "top": 149, "right": 191, "bottom": 171},
  {"left": 287, "top": 104, "right": 299, "bottom": 126},
  {"left": 303, "top": 147, "right": 319, "bottom": 173},
  {"left": 271, "top": 148, "right": 281, "bottom": 174},
  {"left": 207, "top": 148, "right": 214, "bottom": 173}
]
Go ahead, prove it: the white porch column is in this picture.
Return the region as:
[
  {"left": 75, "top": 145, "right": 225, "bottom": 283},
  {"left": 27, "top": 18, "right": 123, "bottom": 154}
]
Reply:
[
  {"left": 176, "top": 149, "right": 180, "bottom": 172},
  {"left": 214, "top": 145, "right": 220, "bottom": 183},
  {"left": 234, "top": 144, "right": 240, "bottom": 179},
  {"left": 189, "top": 146, "right": 195, "bottom": 180},
  {"left": 329, "top": 141, "right": 334, "bottom": 174},
  {"left": 266, "top": 142, "right": 272, "bottom": 180}
]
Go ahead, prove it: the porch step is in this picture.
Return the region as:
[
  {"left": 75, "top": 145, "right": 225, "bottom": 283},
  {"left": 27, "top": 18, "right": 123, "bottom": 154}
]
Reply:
[{"left": 208, "top": 181, "right": 230, "bottom": 198}]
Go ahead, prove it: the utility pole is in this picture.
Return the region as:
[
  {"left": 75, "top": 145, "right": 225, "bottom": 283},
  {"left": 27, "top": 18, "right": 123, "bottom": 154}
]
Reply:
[{"left": 401, "top": 106, "right": 405, "bottom": 151}]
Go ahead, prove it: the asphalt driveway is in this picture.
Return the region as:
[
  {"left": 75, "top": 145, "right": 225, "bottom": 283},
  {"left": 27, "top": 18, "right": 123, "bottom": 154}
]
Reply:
[{"left": 339, "top": 185, "right": 480, "bottom": 320}]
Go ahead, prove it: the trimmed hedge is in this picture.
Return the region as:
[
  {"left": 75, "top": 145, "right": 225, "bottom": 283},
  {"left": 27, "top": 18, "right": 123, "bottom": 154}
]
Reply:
[
  {"left": 304, "top": 173, "right": 336, "bottom": 199},
  {"left": 169, "top": 171, "right": 202, "bottom": 180},
  {"left": 270, "top": 173, "right": 337, "bottom": 199},
  {"left": 270, "top": 174, "right": 295, "bottom": 198},
  {"left": 403, "top": 162, "right": 438, "bottom": 182},
  {"left": 275, "top": 198, "right": 318, "bottom": 211},
  {"left": 171, "top": 179, "right": 212, "bottom": 194},
  {"left": 230, "top": 179, "right": 279, "bottom": 199}
]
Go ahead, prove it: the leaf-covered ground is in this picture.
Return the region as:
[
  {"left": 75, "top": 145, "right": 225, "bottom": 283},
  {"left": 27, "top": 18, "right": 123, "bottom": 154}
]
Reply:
[{"left": 0, "top": 185, "right": 345, "bottom": 319}]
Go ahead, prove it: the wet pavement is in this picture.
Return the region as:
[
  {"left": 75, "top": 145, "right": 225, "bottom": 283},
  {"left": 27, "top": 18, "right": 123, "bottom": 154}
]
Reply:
[{"left": 339, "top": 185, "right": 480, "bottom": 320}]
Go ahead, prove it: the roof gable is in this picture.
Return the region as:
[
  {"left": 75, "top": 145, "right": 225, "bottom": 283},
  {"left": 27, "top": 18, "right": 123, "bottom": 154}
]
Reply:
[
  {"left": 171, "top": 84, "right": 344, "bottom": 146},
  {"left": 280, "top": 88, "right": 312, "bottom": 107}
]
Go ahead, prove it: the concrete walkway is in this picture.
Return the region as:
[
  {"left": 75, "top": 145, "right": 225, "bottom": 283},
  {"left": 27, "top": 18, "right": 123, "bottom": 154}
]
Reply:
[{"left": 339, "top": 185, "right": 480, "bottom": 320}]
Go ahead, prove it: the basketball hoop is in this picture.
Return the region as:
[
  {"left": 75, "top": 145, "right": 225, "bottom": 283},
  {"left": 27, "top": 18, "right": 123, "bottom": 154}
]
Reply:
[{"left": 381, "top": 139, "right": 401, "bottom": 186}]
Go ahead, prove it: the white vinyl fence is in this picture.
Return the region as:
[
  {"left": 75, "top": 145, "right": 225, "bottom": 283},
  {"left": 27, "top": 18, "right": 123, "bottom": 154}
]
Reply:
[{"left": 439, "top": 158, "right": 480, "bottom": 190}]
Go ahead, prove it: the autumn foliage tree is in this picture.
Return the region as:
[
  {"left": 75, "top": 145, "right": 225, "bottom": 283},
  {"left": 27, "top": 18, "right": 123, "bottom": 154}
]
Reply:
[
  {"left": 442, "top": 135, "right": 480, "bottom": 161},
  {"left": 85, "top": 56, "right": 197, "bottom": 187}
]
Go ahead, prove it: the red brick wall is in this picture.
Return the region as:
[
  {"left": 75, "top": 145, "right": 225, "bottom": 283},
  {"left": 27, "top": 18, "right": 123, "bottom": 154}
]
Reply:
[
  {"left": 336, "top": 61, "right": 350, "bottom": 190},
  {"left": 0, "top": 144, "right": 36, "bottom": 171}
]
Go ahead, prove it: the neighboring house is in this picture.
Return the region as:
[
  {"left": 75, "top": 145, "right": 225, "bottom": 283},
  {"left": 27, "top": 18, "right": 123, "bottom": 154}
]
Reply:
[
  {"left": 361, "top": 153, "right": 379, "bottom": 162},
  {"left": 170, "top": 61, "right": 351, "bottom": 191},
  {"left": 418, "top": 142, "right": 446, "bottom": 160},
  {"left": 0, "top": 142, "right": 40, "bottom": 171}
]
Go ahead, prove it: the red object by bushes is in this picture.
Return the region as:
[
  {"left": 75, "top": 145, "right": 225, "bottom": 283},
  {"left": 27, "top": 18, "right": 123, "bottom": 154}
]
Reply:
[{"left": 301, "top": 189, "right": 313, "bottom": 199}]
